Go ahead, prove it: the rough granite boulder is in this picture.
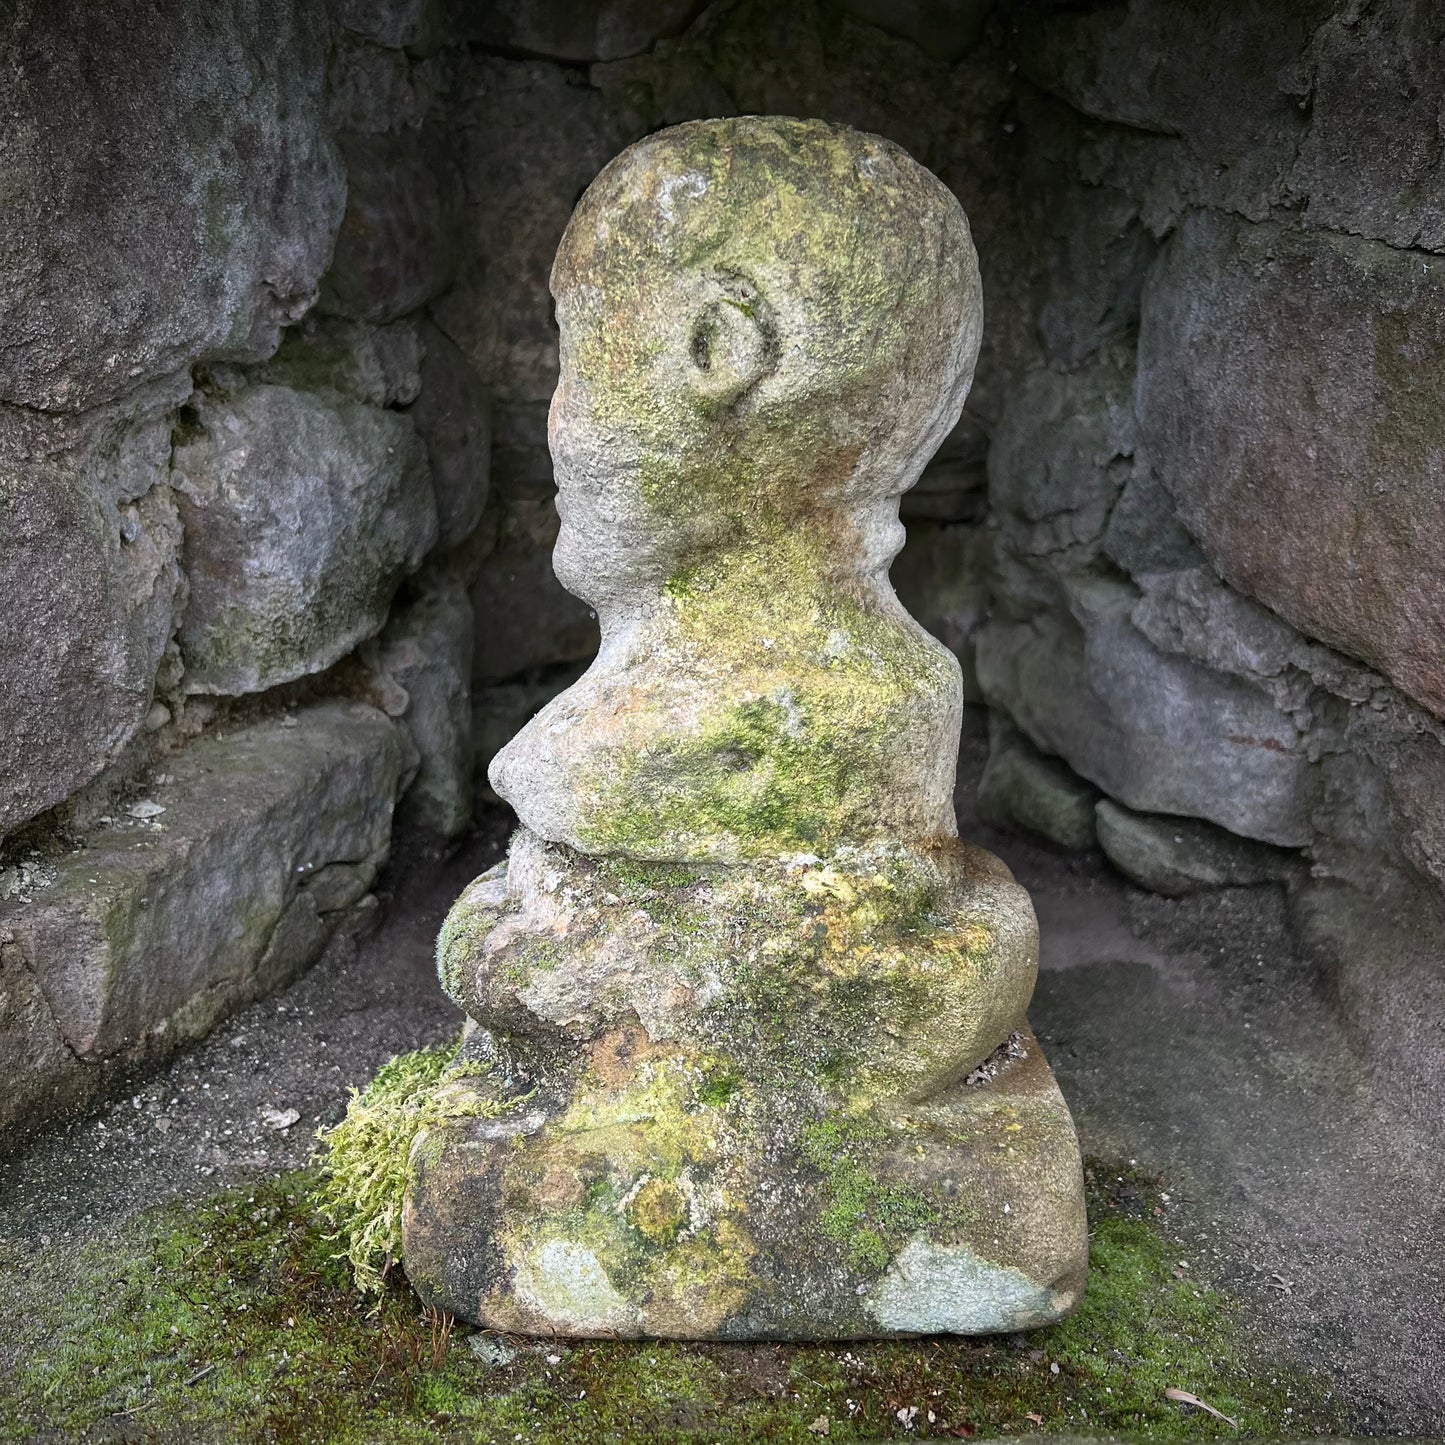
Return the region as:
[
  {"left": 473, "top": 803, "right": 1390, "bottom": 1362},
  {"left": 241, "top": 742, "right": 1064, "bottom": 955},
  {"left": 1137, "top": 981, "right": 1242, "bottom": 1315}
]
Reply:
[
  {"left": 375, "top": 581, "right": 476, "bottom": 838},
  {"left": 1138, "top": 212, "right": 1445, "bottom": 719},
  {"left": 0, "top": 386, "right": 185, "bottom": 839},
  {"left": 891, "top": 521, "right": 991, "bottom": 701},
  {"left": 469, "top": 504, "right": 600, "bottom": 684},
  {"left": 459, "top": 0, "right": 699, "bottom": 61},
  {"left": 987, "top": 345, "right": 1137, "bottom": 596},
  {"left": 1290, "top": 0, "right": 1445, "bottom": 252},
  {"left": 976, "top": 576, "right": 1313, "bottom": 848},
  {"left": 321, "top": 130, "right": 457, "bottom": 325},
  {"left": 332, "top": 0, "right": 441, "bottom": 50},
  {"left": 0, "top": 701, "right": 415, "bottom": 1138},
  {"left": 253, "top": 314, "right": 423, "bottom": 408},
  {"left": 432, "top": 55, "right": 637, "bottom": 407},
  {"left": 1095, "top": 798, "right": 1301, "bottom": 897},
  {"left": 405, "top": 118, "right": 1087, "bottom": 1338},
  {"left": 172, "top": 383, "right": 438, "bottom": 695},
  {"left": 410, "top": 321, "right": 493, "bottom": 550},
  {"left": 978, "top": 716, "right": 1098, "bottom": 853},
  {"left": 1009, "top": 0, "right": 1322, "bottom": 226},
  {"left": 0, "top": 0, "right": 342, "bottom": 413}
]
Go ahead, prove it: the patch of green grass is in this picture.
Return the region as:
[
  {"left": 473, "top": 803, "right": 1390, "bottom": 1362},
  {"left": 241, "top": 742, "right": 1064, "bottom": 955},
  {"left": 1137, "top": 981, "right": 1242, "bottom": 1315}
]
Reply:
[{"left": 0, "top": 1161, "right": 1347, "bottom": 1442}]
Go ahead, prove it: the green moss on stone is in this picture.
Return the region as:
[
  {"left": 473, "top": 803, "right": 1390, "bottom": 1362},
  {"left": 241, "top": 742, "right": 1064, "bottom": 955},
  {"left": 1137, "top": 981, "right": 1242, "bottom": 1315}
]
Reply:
[
  {"left": 316, "top": 1039, "right": 504, "bottom": 1293},
  {"left": 571, "top": 518, "right": 959, "bottom": 862},
  {"left": 470, "top": 1038, "right": 762, "bottom": 1334}
]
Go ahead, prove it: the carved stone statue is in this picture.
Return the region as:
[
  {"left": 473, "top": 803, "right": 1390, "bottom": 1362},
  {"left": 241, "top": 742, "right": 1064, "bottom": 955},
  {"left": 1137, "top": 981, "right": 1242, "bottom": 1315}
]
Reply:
[{"left": 403, "top": 116, "right": 1088, "bottom": 1338}]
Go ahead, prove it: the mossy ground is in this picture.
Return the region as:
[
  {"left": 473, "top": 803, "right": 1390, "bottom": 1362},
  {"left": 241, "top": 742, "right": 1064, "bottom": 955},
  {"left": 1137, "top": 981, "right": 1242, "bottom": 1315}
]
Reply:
[{"left": 0, "top": 1161, "right": 1345, "bottom": 1443}]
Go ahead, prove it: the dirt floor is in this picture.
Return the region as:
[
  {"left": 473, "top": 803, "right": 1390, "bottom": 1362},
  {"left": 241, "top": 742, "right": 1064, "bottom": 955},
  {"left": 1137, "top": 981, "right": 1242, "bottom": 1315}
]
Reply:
[{"left": 1, "top": 711, "right": 1441, "bottom": 1438}]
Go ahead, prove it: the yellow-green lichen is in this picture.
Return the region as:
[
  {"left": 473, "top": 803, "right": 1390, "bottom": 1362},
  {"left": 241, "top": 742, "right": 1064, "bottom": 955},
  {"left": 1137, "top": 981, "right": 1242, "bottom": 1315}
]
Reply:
[
  {"left": 448, "top": 842, "right": 1027, "bottom": 1107},
  {"left": 554, "top": 116, "right": 978, "bottom": 516},
  {"left": 435, "top": 870, "right": 510, "bottom": 1003},
  {"left": 490, "top": 1038, "right": 758, "bottom": 1333},
  {"left": 572, "top": 524, "right": 960, "bottom": 862}
]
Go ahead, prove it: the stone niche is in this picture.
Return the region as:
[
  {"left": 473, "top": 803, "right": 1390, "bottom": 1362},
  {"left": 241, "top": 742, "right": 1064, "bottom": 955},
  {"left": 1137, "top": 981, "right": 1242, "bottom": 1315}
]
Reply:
[
  {"left": 401, "top": 117, "right": 1088, "bottom": 1339},
  {"left": 3, "top": 0, "right": 1442, "bottom": 1165}
]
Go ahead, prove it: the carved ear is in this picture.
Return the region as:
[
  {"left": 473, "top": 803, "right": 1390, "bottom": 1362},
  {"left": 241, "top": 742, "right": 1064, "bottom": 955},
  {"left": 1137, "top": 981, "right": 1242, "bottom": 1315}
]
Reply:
[{"left": 686, "top": 278, "right": 778, "bottom": 406}]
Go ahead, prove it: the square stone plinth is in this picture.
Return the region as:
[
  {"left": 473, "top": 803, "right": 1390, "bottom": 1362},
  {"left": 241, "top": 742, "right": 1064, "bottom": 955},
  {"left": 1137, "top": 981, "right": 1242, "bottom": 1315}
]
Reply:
[{"left": 402, "top": 1026, "right": 1087, "bottom": 1339}]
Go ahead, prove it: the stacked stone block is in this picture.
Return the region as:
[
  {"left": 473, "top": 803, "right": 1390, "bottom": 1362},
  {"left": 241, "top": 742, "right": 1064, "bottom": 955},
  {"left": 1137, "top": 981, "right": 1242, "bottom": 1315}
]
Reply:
[{"left": 0, "top": 0, "right": 492, "bottom": 1137}]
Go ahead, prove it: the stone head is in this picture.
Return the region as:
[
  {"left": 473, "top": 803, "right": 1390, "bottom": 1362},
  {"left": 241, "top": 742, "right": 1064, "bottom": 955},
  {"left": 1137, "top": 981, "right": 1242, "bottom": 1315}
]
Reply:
[{"left": 548, "top": 116, "right": 983, "bottom": 611}]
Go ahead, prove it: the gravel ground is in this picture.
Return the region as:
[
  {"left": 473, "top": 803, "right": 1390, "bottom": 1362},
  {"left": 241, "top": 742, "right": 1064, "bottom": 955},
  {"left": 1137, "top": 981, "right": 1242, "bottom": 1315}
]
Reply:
[
  {"left": 0, "top": 810, "right": 509, "bottom": 1245},
  {"left": 2, "top": 712, "right": 1441, "bottom": 1435}
]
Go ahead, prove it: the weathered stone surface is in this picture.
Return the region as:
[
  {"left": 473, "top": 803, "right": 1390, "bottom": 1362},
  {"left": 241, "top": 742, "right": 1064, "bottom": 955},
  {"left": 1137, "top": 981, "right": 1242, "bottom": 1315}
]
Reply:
[
  {"left": 409, "top": 833, "right": 1081, "bottom": 1337},
  {"left": 1291, "top": 879, "right": 1445, "bottom": 1127},
  {"left": 0, "top": 0, "right": 342, "bottom": 413},
  {"left": 1010, "top": 0, "right": 1318, "bottom": 144},
  {"left": 1138, "top": 212, "right": 1445, "bottom": 719},
  {"left": 1101, "top": 457, "right": 1203, "bottom": 576},
  {"left": 443, "top": 830, "right": 1039, "bottom": 1109},
  {"left": 328, "top": 34, "right": 437, "bottom": 135},
  {"left": 1290, "top": 0, "right": 1445, "bottom": 252},
  {"left": 1008, "top": 0, "right": 1323, "bottom": 225},
  {"left": 406, "top": 1012, "right": 1085, "bottom": 1338},
  {"left": 1129, "top": 566, "right": 1310, "bottom": 688},
  {"left": 461, "top": 0, "right": 698, "bottom": 61},
  {"left": 840, "top": 0, "right": 990, "bottom": 63},
  {"left": 253, "top": 314, "right": 423, "bottom": 407},
  {"left": 321, "top": 131, "right": 456, "bottom": 324},
  {"left": 434, "top": 56, "right": 637, "bottom": 405},
  {"left": 472, "top": 664, "right": 589, "bottom": 803},
  {"left": 491, "top": 120, "right": 977, "bottom": 861},
  {"left": 0, "top": 389, "right": 184, "bottom": 839},
  {"left": 0, "top": 701, "right": 414, "bottom": 1137},
  {"left": 410, "top": 321, "right": 492, "bottom": 549},
  {"left": 978, "top": 716, "right": 1098, "bottom": 853},
  {"left": 976, "top": 576, "right": 1313, "bottom": 848},
  {"left": 409, "top": 118, "right": 1085, "bottom": 1337},
  {"left": 1033, "top": 182, "right": 1154, "bottom": 371},
  {"left": 1096, "top": 798, "right": 1300, "bottom": 897},
  {"left": 488, "top": 402, "right": 557, "bottom": 499},
  {"left": 0, "top": 937, "right": 74, "bottom": 1140},
  {"left": 900, "top": 413, "right": 987, "bottom": 522},
  {"left": 172, "top": 384, "right": 437, "bottom": 695},
  {"left": 375, "top": 581, "right": 475, "bottom": 838},
  {"left": 436, "top": 9, "right": 1006, "bottom": 718},
  {"left": 987, "top": 345, "right": 1137, "bottom": 599},
  {"left": 332, "top": 0, "right": 441, "bottom": 50}
]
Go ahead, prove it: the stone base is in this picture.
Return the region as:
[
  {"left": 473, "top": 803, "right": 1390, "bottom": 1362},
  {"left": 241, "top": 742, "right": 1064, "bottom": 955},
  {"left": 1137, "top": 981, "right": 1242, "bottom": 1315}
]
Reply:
[{"left": 402, "top": 1024, "right": 1087, "bottom": 1339}]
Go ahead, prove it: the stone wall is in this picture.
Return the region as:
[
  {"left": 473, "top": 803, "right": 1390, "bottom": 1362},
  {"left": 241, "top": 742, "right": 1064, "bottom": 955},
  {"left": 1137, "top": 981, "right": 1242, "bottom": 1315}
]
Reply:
[
  {"left": 3, "top": 0, "right": 1441, "bottom": 1137},
  {"left": 0, "top": 0, "right": 486, "bottom": 1136}
]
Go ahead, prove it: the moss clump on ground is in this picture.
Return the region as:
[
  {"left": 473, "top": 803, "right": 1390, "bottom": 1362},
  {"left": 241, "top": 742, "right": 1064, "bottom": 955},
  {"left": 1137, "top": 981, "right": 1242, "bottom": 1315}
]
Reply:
[
  {"left": 316, "top": 1040, "right": 500, "bottom": 1293},
  {"left": 0, "top": 1159, "right": 1347, "bottom": 1442}
]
